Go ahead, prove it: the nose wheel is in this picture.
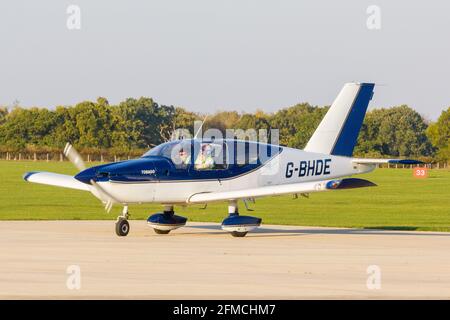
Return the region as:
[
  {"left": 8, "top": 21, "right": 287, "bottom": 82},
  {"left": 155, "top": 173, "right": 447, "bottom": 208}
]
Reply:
[
  {"left": 115, "top": 218, "right": 130, "bottom": 236},
  {"left": 115, "top": 206, "right": 130, "bottom": 237}
]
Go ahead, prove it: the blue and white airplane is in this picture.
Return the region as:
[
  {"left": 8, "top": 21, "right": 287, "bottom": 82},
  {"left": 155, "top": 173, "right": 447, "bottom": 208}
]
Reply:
[{"left": 23, "top": 83, "right": 421, "bottom": 237}]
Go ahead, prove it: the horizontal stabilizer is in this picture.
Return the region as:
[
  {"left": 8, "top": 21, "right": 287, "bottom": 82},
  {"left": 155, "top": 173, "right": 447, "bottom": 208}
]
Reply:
[
  {"left": 23, "top": 171, "right": 90, "bottom": 191},
  {"left": 387, "top": 159, "right": 424, "bottom": 165},
  {"left": 352, "top": 158, "right": 424, "bottom": 165}
]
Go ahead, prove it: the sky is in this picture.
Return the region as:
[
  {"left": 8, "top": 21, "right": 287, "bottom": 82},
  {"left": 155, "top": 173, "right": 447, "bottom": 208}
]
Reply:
[{"left": 0, "top": 0, "right": 448, "bottom": 120}]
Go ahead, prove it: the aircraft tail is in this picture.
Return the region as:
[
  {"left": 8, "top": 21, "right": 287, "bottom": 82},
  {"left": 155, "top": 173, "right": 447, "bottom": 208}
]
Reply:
[{"left": 304, "top": 82, "right": 375, "bottom": 157}]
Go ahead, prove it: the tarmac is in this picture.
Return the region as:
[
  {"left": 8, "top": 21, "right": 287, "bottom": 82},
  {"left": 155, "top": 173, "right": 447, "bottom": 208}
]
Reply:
[{"left": 1, "top": 220, "right": 450, "bottom": 299}]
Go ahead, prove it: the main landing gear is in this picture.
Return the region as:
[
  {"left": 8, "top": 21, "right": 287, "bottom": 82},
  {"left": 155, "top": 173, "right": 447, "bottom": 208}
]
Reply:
[
  {"left": 117, "top": 201, "right": 261, "bottom": 237},
  {"left": 115, "top": 205, "right": 130, "bottom": 237},
  {"left": 221, "top": 200, "right": 262, "bottom": 237},
  {"left": 147, "top": 205, "right": 187, "bottom": 235}
]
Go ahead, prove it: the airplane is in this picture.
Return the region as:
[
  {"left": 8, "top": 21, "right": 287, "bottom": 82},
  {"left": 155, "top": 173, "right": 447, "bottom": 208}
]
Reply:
[{"left": 23, "top": 83, "right": 422, "bottom": 237}]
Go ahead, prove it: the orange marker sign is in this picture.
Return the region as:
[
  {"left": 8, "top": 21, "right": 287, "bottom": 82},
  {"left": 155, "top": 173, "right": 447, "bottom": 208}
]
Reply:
[{"left": 413, "top": 167, "right": 428, "bottom": 178}]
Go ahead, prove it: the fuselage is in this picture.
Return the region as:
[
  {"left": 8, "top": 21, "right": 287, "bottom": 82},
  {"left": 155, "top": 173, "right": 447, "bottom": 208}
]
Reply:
[{"left": 74, "top": 139, "right": 375, "bottom": 204}]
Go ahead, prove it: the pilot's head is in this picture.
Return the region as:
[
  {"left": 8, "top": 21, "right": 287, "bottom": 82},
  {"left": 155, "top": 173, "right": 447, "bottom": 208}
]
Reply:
[
  {"left": 202, "top": 144, "right": 212, "bottom": 155},
  {"left": 179, "top": 149, "right": 187, "bottom": 157}
]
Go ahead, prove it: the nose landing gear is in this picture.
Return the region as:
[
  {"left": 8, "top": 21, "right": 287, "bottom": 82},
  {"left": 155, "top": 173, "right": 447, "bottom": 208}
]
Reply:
[
  {"left": 221, "top": 200, "right": 262, "bottom": 237},
  {"left": 147, "top": 205, "right": 187, "bottom": 235},
  {"left": 115, "top": 205, "right": 130, "bottom": 237}
]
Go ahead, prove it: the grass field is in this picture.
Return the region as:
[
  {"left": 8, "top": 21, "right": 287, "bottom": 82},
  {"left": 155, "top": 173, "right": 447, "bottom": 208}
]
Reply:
[{"left": 0, "top": 161, "right": 449, "bottom": 231}]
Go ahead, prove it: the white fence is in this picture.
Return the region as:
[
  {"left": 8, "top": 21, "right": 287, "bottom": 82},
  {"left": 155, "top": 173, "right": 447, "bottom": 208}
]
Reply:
[{"left": 0, "top": 152, "right": 134, "bottom": 163}]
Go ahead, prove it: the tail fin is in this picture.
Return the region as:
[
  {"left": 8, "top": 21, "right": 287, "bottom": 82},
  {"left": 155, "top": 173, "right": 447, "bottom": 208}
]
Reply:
[{"left": 304, "top": 82, "right": 374, "bottom": 157}]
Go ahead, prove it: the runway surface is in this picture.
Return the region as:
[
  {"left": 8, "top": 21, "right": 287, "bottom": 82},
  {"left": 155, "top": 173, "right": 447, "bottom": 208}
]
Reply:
[{"left": 1, "top": 220, "right": 450, "bottom": 299}]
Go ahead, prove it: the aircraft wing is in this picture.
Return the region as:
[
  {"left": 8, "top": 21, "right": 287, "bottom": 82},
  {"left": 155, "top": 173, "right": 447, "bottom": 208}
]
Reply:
[
  {"left": 23, "top": 171, "right": 90, "bottom": 191},
  {"left": 188, "top": 178, "right": 376, "bottom": 203},
  {"left": 352, "top": 158, "right": 423, "bottom": 165}
]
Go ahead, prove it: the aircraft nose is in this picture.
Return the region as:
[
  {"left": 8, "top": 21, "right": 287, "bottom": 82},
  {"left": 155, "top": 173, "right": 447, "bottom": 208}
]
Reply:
[
  {"left": 74, "top": 167, "right": 99, "bottom": 184},
  {"left": 74, "top": 163, "right": 118, "bottom": 184}
]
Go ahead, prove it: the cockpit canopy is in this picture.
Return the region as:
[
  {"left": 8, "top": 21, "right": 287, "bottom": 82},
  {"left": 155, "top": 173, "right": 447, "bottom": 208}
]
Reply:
[{"left": 142, "top": 139, "right": 282, "bottom": 171}]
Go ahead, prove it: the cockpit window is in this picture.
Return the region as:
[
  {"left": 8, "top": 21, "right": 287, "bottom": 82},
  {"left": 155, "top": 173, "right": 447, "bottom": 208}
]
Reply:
[
  {"left": 229, "top": 140, "right": 281, "bottom": 167},
  {"left": 142, "top": 143, "right": 167, "bottom": 157},
  {"left": 143, "top": 139, "right": 281, "bottom": 170},
  {"left": 194, "top": 142, "right": 227, "bottom": 171},
  {"left": 142, "top": 140, "right": 192, "bottom": 169},
  {"left": 170, "top": 141, "right": 192, "bottom": 169}
]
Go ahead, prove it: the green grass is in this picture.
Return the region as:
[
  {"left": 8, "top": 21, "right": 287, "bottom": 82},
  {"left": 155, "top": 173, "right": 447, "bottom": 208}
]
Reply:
[{"left": 1, "top": 161, "right": 449, "bottom": 231}]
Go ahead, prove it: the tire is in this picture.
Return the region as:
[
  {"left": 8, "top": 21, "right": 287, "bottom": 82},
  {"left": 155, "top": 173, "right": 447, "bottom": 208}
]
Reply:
[
  {"left": 153, "top": 228, "right": 170, "bottom": 235},
  {"left": 231, "top": 231, "right": 247, "bottom": 237},
  {"left": 115, "top": 219, "right": 130, "bottom": 237}
]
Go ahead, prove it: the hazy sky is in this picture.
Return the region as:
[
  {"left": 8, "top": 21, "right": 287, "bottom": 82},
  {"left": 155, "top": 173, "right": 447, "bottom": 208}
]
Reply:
[{"left": 0, "top": 0, "right": 448, "bottom": 120}]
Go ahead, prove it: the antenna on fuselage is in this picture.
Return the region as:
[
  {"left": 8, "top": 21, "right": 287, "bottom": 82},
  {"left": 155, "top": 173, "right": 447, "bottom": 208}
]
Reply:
[{"left": 194, "top": 115, "right": 208, "bottom": 139}]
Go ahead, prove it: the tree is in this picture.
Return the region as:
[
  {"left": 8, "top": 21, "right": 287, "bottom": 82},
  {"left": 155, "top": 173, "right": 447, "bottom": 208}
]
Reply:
[
  {"left": 231, "top": 110, "right": 272, "bottom": 141},
  {"left": 270, "top": 103, "right": 328, "bottom": 148},
  {"left": 51, "top": 106, "right": 81, "bottom": 148},
  {"left": 0, "top": 107, "right": 58, "bottom": 150},
  {"left": 117, "top": 97, "right": 175, "bottom": 147},
  {"left": 73, "top": 100, "right": 113, "bottom": 148},
  {"left": 426, "top": 107, "right": 450, "bottom": 162},
  {"left": 172, "top": 107, "right": 200, "bottom": 138},
  {"left": 205, "top": 111, "right": 241, "bottom": 135},
  {"left": 235, "top": 110, "right": 270, "bottom": 130},
  {"left": 0, "top": 107, "right": 7, "bottom": 125},
  {"left": 0, "top": 95, "right": 443, "bottom": 161},
  {"left": 354, "top": 105, "right": 433, "bottom": 157}
]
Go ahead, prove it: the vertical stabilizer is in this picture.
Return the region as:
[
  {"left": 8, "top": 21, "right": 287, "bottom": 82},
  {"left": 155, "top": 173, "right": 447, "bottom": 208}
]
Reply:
[{"left": 304, "top": 82, "right": 374, "bottom": 157}]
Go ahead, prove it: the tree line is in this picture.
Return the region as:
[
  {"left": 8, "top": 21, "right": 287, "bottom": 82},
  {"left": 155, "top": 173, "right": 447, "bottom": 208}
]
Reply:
[{"left": 0, "top": 97, "right": 448, "bottom": 162}]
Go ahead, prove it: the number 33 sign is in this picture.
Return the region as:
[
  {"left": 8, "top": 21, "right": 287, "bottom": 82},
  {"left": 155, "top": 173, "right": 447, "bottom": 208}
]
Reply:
[{"left": 413, "top": 167, "right": 428, "bottom": 178}]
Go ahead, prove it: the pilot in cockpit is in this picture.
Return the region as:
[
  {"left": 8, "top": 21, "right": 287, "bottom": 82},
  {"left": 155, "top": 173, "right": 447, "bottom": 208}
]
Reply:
[
  {"left": 195, "top": 144, "right": 215, "bottom": 170},
  {"left": 178, "top": 148, "right": 191, "bottom": 166}
]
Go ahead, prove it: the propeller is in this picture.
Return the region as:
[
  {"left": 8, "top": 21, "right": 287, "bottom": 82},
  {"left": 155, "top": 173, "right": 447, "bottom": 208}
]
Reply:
[
  {"left": 63, "top": 143, "right": 86, "bottom": 171},
  {"left": 90, "top": 179, "right": 119, "bottom": 212},
  {"left": 64, "top": 142, "right": 118, "bottom": 213}
]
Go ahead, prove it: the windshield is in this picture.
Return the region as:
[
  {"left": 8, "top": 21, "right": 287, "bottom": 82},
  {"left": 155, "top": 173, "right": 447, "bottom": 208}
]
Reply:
[
  {"left": 142, "top": 140, "right": 193, "bottom": 169},
  {"left": 142, "top": 144, "right": 166, "bottom": 157}
]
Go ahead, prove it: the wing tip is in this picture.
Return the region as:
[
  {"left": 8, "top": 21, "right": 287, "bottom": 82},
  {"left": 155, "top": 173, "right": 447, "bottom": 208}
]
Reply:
[{"left": 23, "top": 171, "right": 39, "bottom": 181}]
